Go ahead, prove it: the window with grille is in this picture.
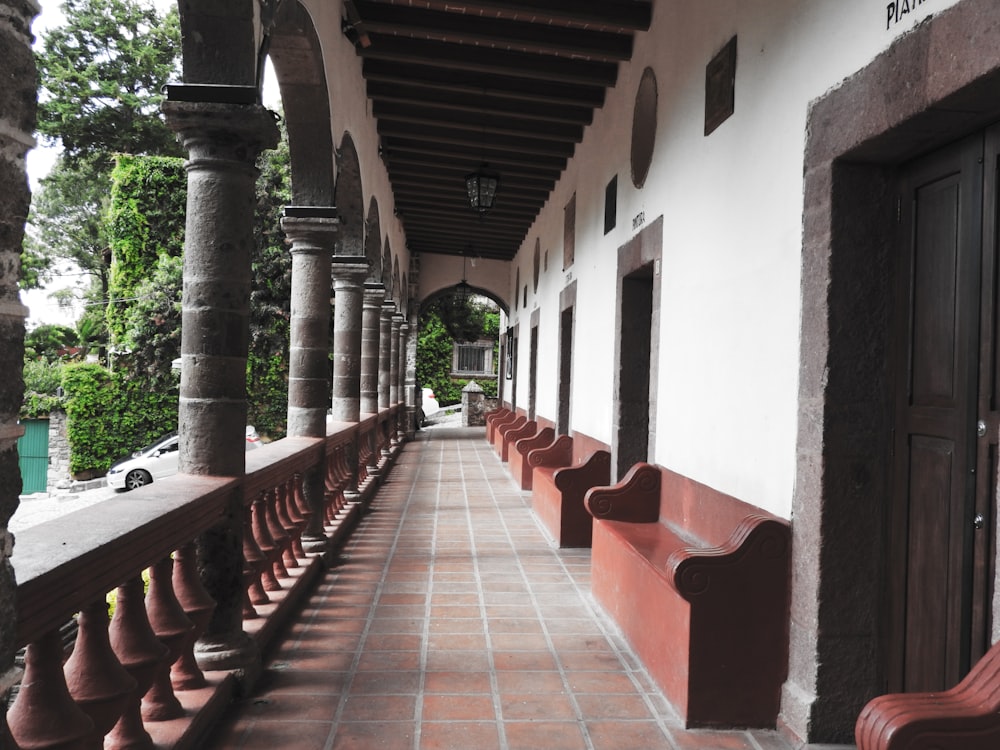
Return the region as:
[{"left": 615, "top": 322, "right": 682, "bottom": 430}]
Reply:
[{"left": 455, "top": 344, "right": 487, "bottom": 374}]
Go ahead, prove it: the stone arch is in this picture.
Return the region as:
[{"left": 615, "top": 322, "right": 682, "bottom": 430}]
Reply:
[
  {"left": 420, "top": 285, "right": 509, "bottom": 318},
  {"left": 178, "top": 0, "right": 257, "bottom": 86},
  {"left": 335, "top": 132, "right": 364, "bottom": 256},
  {"left": 364, "top": 197, "right": 382, "bottom": 282},
  {"left": 785, "top": 0, "right": 1000, "bottom": 743},
  {"left": 267, "top": 1, "right": 334, "bottom": 205}
]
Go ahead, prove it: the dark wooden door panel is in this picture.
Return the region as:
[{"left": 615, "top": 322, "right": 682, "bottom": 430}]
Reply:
[
  {"left": 910, "top": 173, "right": 962, "bottom": 407},
  {"left": 890, "top": 131, "right": 985, "bottom": 694},
  {"left": 903, "top": 435, "right": 958, "bottom": 691}
]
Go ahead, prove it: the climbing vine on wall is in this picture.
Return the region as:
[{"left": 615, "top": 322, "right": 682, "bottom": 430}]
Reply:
[{"left": 62, "top": 363, "right": 177, "bottom": 476}]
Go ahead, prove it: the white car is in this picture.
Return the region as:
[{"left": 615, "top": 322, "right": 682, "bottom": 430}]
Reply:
[{"left": 107, "top": 427, "right": 261, "bottom": 491}]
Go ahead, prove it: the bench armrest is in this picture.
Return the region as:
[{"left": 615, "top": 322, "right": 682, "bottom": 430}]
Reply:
[
  {"left": 528, "top": 434, "right": 573, "bottom": 468},
  {"left": 667, "top": 515, "right": 790, "bottom": 600},
  {"left": 585, "top": 462, "right": 660, "bottom": 522}
]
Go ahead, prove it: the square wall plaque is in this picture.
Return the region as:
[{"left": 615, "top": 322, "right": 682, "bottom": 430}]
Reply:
[{"left": 705, "top": 36, "right": 737, "bottom": 136}]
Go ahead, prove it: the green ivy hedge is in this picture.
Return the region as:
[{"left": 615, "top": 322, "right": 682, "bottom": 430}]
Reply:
[{"left": 62, "top": 363, "right": 177, "bottom": 476}]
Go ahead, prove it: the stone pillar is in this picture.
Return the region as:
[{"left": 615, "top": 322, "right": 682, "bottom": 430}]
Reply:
[
  {"left": 360, "top": 285, "right": 383, "bottom": 416},
  {"left": 462, "top": 381, "right": 486, "bottom": 426},
  {"left": 164, "top": 97, "right": 278, "bottom": 673},
  {"left": 281, "top": 211, "right": 337, "bottom": 554},
  {"left": 330, "top": 259, "right": 369, "bottom": 424},
  {"left": 399, "top": 320, "right": 411, "bottom": 439},
  {"left": 389, "top": 314, "right": 402, "bottom": 407},
  {"left": 377, "top": 301, "right": 394, "bottom": 411},
  {"left": 404, "top": 307, "right": 418, "bottom": 439},
  {"left": 1, "top": 0, "right": 37, "bottom": 734}
]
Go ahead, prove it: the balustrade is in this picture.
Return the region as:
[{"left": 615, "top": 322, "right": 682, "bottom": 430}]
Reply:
[{"left": 5, "top": 416, "right": 403, "bottom": 750}]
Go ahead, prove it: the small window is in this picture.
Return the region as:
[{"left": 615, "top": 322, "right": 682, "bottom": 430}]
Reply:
[
  {"left": 453, "top": 340, "right": 495, "bottom": 376},
  {"left": 604, "top": 175, "right": 617, "bottom": 234},
  {"left": 457, "top": 345, "right": 486, "bottom": 373}
]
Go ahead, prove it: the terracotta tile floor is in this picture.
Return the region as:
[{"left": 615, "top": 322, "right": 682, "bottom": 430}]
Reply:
[{"left": 209, "top": 426, "right": 850, "bottom": 750}]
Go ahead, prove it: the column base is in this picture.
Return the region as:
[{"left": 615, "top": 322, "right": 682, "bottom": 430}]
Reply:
[{"left": 195, "top": 631, "right": 261, "bottom": 691}]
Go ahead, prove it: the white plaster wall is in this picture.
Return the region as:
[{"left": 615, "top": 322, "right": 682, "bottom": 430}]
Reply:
[
  {"left": 418, "top": 256, "right": 511, "bottom": 312},
  {"left": 505, "top": 0, "right": 960, "bottom": 519}
]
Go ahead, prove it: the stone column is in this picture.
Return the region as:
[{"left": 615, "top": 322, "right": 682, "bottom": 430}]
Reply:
[
  {"left": 398, "top": 321, "right": 411, "bottom": 440},
  {"left": 389, "top": 314, "right": 402, "bottom": 408},
  {"left": 360, "top": 285, "right": 383, "bottom": 416},
  {"left": 330, "top": 259, "right": 369, "bottom": 424},
  {"left": 378, "top": 301, "right": 394, "bottom": 411},
  {"left": 164, "top": 97, "right": 278, "bottom": 673},
  {"left": 281, "top": 211, "right": 337, "bottom": 554},
  {"left": 1, "top": 0, "right": 38, "bottom": 734},
  {"left": 404, "top": 307, "right": 418, "bottom": 439}
]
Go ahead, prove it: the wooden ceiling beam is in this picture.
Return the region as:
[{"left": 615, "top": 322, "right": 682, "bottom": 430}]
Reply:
[
  {"left": 377, "top": 122, "right": 576, "bottom": 160},
  {"left": 351, "top": 1, "right": 633, "bottom": 62},
  {"left": 362, "top": 60, "right": 606, "bottom": 108},
  {"left": 366, "top": 81, "right": 594, "bottom": 126},
  {"left": 359, "top": 35, "right": 620, "bottom": 87},
  {"left": 373, "top": 102, "right": 584, "bottom": 144},
  {"left": 403, "top": 0, "right": 652, "bottom": 33}
]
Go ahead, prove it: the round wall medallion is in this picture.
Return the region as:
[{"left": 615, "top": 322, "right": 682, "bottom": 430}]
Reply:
[{"left": 631, "top": 67, "right": 658, "bottom": 189}]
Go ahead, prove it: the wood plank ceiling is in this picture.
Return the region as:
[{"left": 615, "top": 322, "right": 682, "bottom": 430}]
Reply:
[{"left": 341, "top": 0, "right": 653, "bottom": 261}]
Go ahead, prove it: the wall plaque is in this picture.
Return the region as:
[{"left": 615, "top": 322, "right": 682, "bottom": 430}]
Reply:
[{"left": 705, "top": 36, "right": 737, "bottom": 136}]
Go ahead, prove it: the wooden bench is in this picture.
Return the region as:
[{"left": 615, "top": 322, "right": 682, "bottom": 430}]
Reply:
[
  {"left": 509, "top": 427, "right": 555, "bottom": 490},
  {"left": 493, "top": 415, "right": 527, "bottom": 460},
  {"left": 855, "top": 641, "right": 1000, "bottom": 750},
  {"left": 530, "top": 436, "right": 610, "bottom": 548},
  {"left": 587, "top": 462, "right": 791, "bottom": 729},
  {"left": 498, "top": 418, "right": 537, "bottom": 463},
  {"left": 485, "top": 408, "right": 513, "bottom": 443}
]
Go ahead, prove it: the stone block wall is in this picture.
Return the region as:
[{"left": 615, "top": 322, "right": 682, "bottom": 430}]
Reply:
[{"left": 0, "top": 0, "right": 38, "bottom": 733}]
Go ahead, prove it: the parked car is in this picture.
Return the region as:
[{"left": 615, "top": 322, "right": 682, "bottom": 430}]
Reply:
[{"left": 107, "top": 427, "right": 261, "bottom": 491}]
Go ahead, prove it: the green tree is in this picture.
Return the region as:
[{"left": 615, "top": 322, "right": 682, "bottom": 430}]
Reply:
[
  {"left": 34, "top": 0, "right": 181, "bottom": 165},
  {"left": 26, "top": 0, "right": 182, "bottom": 346},
  {"left": 248, "top": 122, "right": 293, "bottom": 439},
  {"left": 24, "top": 324, "right": 79, "bottom": 361}
]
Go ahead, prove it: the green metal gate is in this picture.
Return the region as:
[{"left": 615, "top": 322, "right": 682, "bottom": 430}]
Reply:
[{"left": 17, "top": 419, "right": 49, "bottom": 495}]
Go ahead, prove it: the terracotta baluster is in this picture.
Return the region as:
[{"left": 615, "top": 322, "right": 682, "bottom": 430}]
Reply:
[
  {"left": 170, "top": 543, "right": 215, "bottom": 690},
  {"left": 250, "top": 495, "right": 282, "bottom": 591},
  {"left": 242, "top": 516, "right": 268, "bottom": 617},
  {"left": 64, "top": 600, "right": 138, "bottom": 750},
  {"left": 262, "top": 489, "right": 291, "bottom": 579},
  {"left": 141, "top": 557, "right": 193, "bottom": 721},
  {"left": 292, "top": 473, "right": 316, "bottom": 539},
  {"left": 273, "top": 482, "right": 301, "bottom": 567},
  {"left": 106, "top": 575, "right": 169, "bottom": 750},
  {"left": 8, "top": 629, "right": 93, "bottom": 750}
]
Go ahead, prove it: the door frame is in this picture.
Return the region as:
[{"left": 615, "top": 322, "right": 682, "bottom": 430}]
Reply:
[{"left": 783, "top": 0, "right": 1000, "bottom": 742}]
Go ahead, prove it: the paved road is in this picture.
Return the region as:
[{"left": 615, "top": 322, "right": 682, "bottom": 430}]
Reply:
[{"left": 12, "top": 485, "right": 120, "bottom": 534}]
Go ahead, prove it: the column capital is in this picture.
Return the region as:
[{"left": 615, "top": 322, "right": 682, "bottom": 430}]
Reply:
[
  {"left": 163, "top": 100, "right": 279, "bottom": 163},
  {"left": 364, "top": 283, "right": 387, "bottom": 305},
  {"left": 281, "top": 212, "right": 339, "bottom": 255},
  {"left": 330, "top": 257, "right": 371, "bottom": 287}
]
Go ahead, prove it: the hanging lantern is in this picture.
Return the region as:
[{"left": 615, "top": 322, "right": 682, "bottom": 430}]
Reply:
[{"left": 465, "top": 164, "right": 500, "bottom": 215}]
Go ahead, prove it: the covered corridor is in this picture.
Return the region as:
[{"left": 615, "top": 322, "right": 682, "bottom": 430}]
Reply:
[{"left": 208, "top": 426, "right": 821, "bottom": 750}]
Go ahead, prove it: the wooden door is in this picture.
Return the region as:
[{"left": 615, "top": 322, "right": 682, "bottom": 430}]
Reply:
[{"left": 889, "top": 127, "right": 998, "bottom": 693}]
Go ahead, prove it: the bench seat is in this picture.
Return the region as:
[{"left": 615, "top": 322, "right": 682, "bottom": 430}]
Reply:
[
  {"left": 529, "top": 437, "right": 609, "bottom": 548},
  {"left": 588, "top": 462, "right": 791, "bottom": 729},
  {"left": 509, "top": 427, "right": 555, "bottom": 490}
]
